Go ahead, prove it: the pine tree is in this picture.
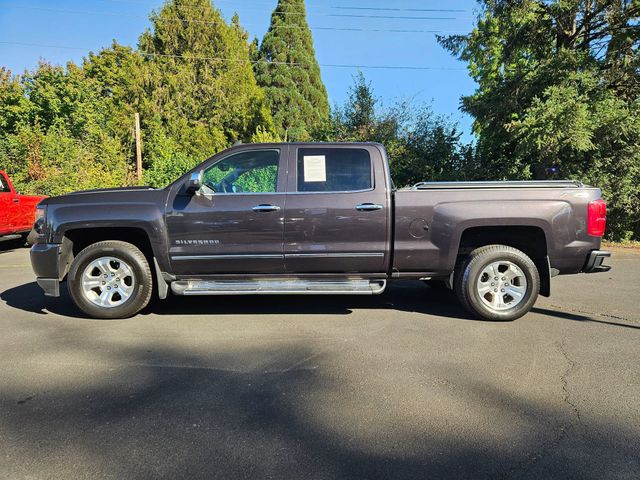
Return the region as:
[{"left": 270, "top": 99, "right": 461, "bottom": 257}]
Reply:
[
  {"left": 138, "top": 0, "right": 273, "bottom": 185},
  {"left": 255, "top": 0, "right": 329, "bottom": 141}
]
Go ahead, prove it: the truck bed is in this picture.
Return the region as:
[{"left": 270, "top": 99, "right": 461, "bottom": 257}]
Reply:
[{"left": 393, "top": 182, "right": 602, "bottom": 277}]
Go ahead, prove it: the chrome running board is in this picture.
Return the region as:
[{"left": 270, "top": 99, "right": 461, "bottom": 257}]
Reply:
[{"left": 171, "top": 279, "right": 387, "bottom": 296}]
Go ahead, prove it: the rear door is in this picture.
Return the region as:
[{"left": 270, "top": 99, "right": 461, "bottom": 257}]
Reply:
[
  {"left": 283, "top": 145, "right": 390, "bottom": 274},
  {"left": 166, "top": 147, "right": 287, "bottom": 276}
]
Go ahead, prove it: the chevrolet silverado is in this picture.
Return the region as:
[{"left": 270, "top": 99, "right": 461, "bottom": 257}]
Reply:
[{"left": 29, "top": 143, "right": 611, "bottom": 320}]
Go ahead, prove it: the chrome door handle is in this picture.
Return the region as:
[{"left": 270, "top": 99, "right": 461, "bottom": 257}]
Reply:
[
  {"left": 12, "top": 198, "right": 19, "bottom": 203},
  {"left": 252, "top": 204, "right": 281, "bottom": 213},
  {"left": 356, "top": 203, "right": 384, "bottom": 211}
]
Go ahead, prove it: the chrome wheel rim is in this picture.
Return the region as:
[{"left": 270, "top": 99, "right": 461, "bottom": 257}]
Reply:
[
  {"left": 476, "top": 260, "right": 528, "bottom": 311},
  {"left": 81, "top": 256, "right": 135, "bottom": 308}
]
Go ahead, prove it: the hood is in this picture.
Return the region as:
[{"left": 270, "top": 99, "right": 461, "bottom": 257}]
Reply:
[
  {"left": 67, "top": 186, "right": 155, "bottom": 195},
  {"left": 39, "top": 186, "right": 167, "bottom": 207}
]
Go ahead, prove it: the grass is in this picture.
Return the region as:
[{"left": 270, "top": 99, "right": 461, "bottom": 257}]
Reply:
[{"left": 602, "top": 240, "right": 640, "bottom": 250}]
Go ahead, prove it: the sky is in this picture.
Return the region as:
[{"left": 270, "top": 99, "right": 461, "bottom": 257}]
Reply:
[{"left": 0, "top": 0, "right": 479, "bottom": 138}]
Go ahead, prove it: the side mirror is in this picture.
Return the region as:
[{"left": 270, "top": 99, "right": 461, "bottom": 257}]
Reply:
[{"left": 185, "top": 171, "right": 203, "bottom": 195}]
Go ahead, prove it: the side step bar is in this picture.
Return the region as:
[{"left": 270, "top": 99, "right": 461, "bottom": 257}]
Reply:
[{"left": 171, "top": 279, "right": 387, "bottom": 296}]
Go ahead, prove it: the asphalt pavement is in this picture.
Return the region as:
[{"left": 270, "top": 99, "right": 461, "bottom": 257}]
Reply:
[{"left": 0, "top": 243, "right": 638, "bottom": 479}]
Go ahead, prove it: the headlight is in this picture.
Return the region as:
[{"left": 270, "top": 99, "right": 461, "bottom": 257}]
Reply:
[{"left": 33, "top": 206, "right": 46, "bottom": 235}]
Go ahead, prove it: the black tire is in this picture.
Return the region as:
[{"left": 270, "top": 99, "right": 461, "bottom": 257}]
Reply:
[
  {"left": 454, "top": 245, "right": 540, "bottom": 321},
  {"left": 67, "top": 240, "right": 153, "bottom": 319}
]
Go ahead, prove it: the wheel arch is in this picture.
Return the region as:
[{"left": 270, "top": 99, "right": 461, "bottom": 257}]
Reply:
[
  {"left": 64, "top": 227, "right": 155, "bottom": 262},
  {"left": 62, "top": 227, "right": 168, "bottom": 299},
  {"left": 454, "top": 226, "right": 551, "bottom": 297}
]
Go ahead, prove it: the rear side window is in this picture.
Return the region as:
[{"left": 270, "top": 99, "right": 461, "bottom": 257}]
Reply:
[{"left": 297, "top": 148, "right": 372, "bottom": 192}]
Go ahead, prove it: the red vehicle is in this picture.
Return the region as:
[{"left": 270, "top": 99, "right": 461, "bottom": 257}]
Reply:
[{"left": 0, "top": 170, "right": 46, "bottom": 243}]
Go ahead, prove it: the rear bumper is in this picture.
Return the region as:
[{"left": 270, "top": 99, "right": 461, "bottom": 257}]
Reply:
[{"left": 583, "top": 250, "right": 611, "bottom": 273}]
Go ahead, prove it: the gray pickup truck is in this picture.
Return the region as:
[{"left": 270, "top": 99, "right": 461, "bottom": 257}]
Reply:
[{"left": 30, "top": 142, "right": 610, "bottom": 320}]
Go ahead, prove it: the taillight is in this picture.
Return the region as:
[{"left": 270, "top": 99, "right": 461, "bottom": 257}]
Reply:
[{"left": 587, "top": 199, "right": 606, "bottom": 237}]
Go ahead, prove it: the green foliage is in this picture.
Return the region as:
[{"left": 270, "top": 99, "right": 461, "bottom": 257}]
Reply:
[
  {"left": 0, "top": 62, "right": 134, "bottom": 195},
  {"left": 0, "top": 68, "right": 29, "bottom": 133},
  {"left": 2, "top": 0, "right": 638, "bottom": 242},
  {"left": 251, "top": 125, "right": 282, "bottom": 143},
  {"left": 327, "top": 73, "right": 475, "bottom": 187},
  {"left": 137, "top": 0, "right": 274, "bottom": 186},
  {"left": 254, "top": 0, "right": 330, "bottom": 140},
  {"left": 0, "top": 0, "right": 277, "bottom": 192},
  {"left": 439, "top": 0, "right": 640, "bottom": 239}
]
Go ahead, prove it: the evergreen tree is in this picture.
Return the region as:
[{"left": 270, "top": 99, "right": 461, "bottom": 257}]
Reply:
[
  {"left": 255, "top": 0, "right": 329, "bottom": 141},
  {"left": 438, "top": 0, "right": 640, "bottom": 240},
  {"left": 138, "top": 0, "right": 273, "bottom": 185}
]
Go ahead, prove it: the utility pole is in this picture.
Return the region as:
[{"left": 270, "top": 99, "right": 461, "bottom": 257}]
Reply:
[{"left": 134, "top": 112, "right": 143, "bottom": 183}]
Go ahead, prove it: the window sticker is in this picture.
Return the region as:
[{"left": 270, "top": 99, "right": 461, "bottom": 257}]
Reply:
[{"left": 303, "top": 155, "right": 326, "bottom": 182}]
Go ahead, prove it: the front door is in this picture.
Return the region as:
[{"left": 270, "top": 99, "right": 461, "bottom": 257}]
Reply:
[
  {"left": 283, "top": 145, "right": 390, "bottom": 274},
  {"left": 0, "top": 174, "right": 16, "bottom": 235},
  {"left": 166, "top": 148, "right": 287, "bottom": 276}
]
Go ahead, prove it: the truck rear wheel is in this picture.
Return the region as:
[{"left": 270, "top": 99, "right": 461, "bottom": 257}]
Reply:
[
  {"left": 67, "top": 240, "right": 153, "bottom": 319},
  {"left": 454, "top": 244, "right": 540, "bottom": 321}
]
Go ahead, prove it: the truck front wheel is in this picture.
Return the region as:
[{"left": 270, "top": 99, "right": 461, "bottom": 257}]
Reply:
[
  {"left": 454, "top": 245, "right": 540, "bottom": 321},
  {"left": 67, "top": 240, "right": 153, "bottom": 319}
]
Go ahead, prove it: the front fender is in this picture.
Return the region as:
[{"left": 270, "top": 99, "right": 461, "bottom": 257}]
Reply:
[{"left": 48, "top": 202, "right": 170, "bottom": 271}]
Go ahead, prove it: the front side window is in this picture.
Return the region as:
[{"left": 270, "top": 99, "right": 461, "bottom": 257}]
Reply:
[
  {"left": 297, "top": 148, "right": 372, "bottom": 192},
  {"left": 0, "top": 176, "right": 10, "bottom": 193},
  {"left": 202, "top": 150, "right": 280, "bottom": 194}
]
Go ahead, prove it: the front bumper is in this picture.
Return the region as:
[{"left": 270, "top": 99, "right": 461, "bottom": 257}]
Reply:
[
  {"left": 583, "top": 250, "right": 611, "bottom": 273},
  {"left": 30, "top": 240, "right": 73, "bottom": 297},
  {"left": 26, "top": 229, "right": 39, "bottom": 246},
  {"left": 36, "top": 278, "right": 60, "bottom": 297}
]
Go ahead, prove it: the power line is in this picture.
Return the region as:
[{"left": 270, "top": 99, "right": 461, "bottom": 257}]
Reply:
[
  {"left": 329, "top": 14, "right": 457, "bottom": 20},
  {"left": 0, "top": 4, "right": 470, "bottom": 35},
  {"left": 0, "top": 40, "right": 467, "bottom": 71},
  {"left": 0, "top": 3, "right": 465, "bottom": 22},
  {"left": 312, "top": 27, "right": 467, "bottom": 34},
  {"left": 333, "top": 6, "right": 467, "bottom": 13},
  {"left": 95, "top": 0, "right": 469, "bottom": 14}
]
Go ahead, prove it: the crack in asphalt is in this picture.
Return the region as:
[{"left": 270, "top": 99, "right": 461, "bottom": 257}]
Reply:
[
  {"left": 492, "top": 340, "right": 582, "bottom": 480},
  {"left": 557, "top": 340, "right": 582, "bottom": 423}
]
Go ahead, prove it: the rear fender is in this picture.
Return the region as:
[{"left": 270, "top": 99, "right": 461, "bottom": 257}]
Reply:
[{"left": 430, "top": 201, "right": 559, "bottom": 272}]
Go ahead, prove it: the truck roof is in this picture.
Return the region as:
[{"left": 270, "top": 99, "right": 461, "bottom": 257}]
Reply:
[{"left": 226, "top": 141, "right": 386, "bottom": 149}]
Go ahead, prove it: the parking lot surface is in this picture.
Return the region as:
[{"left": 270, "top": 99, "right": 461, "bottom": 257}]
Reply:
[{"left": 0, "top": 244, "right": 638, "bottom": 479}]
